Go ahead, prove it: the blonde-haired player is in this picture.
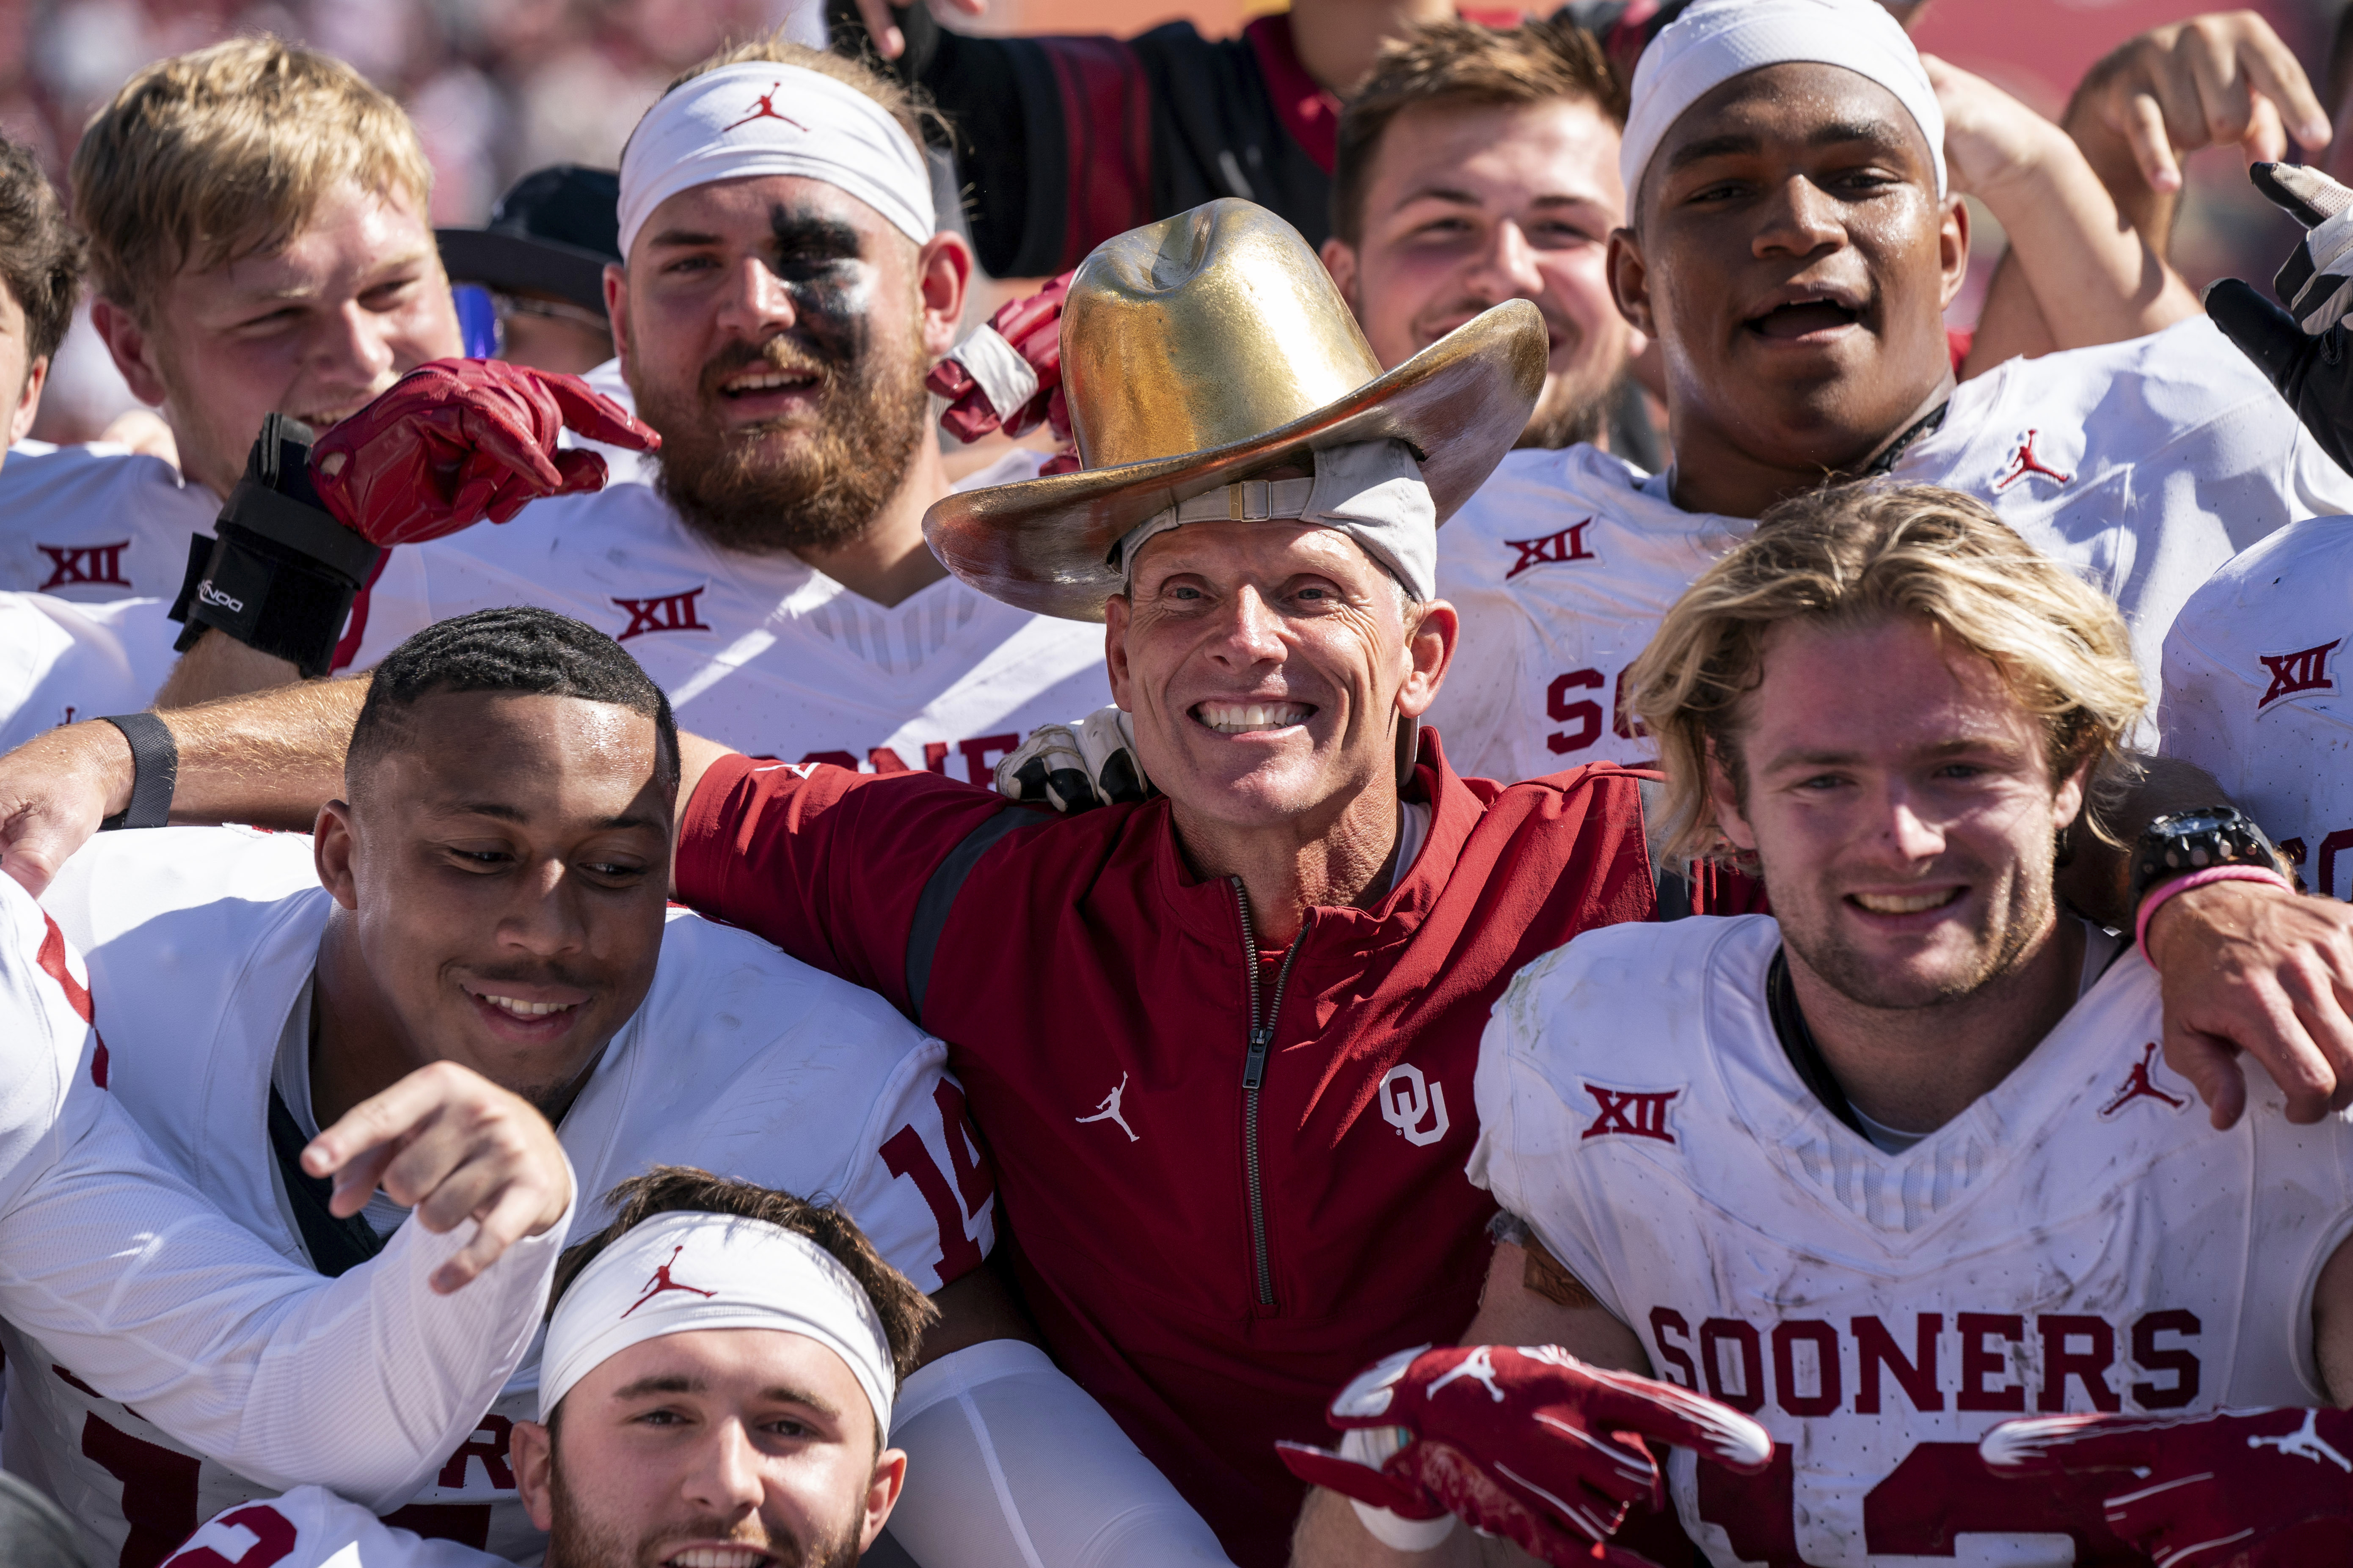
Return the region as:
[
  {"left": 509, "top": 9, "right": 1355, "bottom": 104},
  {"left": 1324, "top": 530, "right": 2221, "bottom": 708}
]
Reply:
[
  {"left": 0, "top": 38, "right": 465, "bottom": 613},
  {"left": 1289, "top": 483, "right": 2353, "bottom": 1565}
]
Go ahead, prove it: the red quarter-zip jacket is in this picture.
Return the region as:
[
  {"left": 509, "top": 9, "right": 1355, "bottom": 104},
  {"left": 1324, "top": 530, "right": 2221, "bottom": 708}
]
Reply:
[{"left": 676, "top": 730, "right": 1655, "bottom": 1565}]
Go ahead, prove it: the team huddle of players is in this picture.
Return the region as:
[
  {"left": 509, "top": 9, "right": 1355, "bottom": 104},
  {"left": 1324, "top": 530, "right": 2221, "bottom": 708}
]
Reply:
[{"left": 0, "top": 0, "right": 2350, "bottom": 1565}]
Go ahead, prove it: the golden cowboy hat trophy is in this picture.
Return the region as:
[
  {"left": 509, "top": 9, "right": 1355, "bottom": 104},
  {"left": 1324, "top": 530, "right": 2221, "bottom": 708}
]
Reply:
[{"left": 923, "top": 198, "right": 1548, "bottom": 622}]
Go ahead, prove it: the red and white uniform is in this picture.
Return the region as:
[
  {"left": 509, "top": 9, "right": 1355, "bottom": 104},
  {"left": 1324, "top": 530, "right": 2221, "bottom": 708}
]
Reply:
[
  {"left": 0, "top": 873, "right": 570, "bottom": 1568},
  {"left": 2160, "top": 514, "right": 2353, "bottom": 900},
  {"left": 1433, "top": 317, "right": 2353, "bottom": 780},
  {"left": 0, "top": 593, "right": 179, "bottom": 749},
  {"left": 166, "top": 1487, "right": 501, "bottom": 1568},
  {"left": 0, "top": 439, "right": 213, "bottom": 604},
  {"left": 348, "top": 448, "right": 1112, "bottom": 774},
  {"left": 30, "top": 827, "right": 991, "bottom": 1564},
  {"left": 1471, "top": 914, "right": 2353, "bottom": 1565}
]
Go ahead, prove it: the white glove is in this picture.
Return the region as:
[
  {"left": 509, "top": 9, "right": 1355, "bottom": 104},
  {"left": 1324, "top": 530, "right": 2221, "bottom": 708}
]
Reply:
[
  {"left": 2258, "top": 162, "right": 2353, "bottom": 332},
  {"left": 994, "top": 707, "right": 1152, "bottom": 813}
]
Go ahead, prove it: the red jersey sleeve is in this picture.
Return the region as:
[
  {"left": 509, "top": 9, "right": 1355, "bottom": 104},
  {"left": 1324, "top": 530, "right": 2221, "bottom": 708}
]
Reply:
[{"left": 675, "top": 753, "right": 1039, "bottom": 1013}]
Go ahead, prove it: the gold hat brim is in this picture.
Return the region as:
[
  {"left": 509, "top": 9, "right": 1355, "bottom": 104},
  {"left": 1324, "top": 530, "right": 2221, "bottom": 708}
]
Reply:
[{"left": 922, "top": 298, "right": 1548, "bottom": 622}]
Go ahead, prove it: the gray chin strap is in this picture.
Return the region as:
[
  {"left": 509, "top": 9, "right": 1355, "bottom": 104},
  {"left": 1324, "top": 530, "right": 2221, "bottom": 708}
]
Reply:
[{"left": 1396, "top": 712, "right": 1419, "bottom": 790}]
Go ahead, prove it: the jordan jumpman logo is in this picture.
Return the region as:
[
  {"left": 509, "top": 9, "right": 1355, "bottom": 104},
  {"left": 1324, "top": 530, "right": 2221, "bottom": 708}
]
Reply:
[
  {"left": 621, "top": 1246, "right": 717, "bottom": 1317},
  {"left": 1995, "top": 429, "right": 2072, "bottom": 490},
  {"left": 1076, "top": 1074, "right": 1139, "bottom": 1142},
  {"left": 2251, "top": 1409, "right": 2353, "bottom": 1471},
  {"left": 2099, "top": 1042, "right": 2188, "bottom": 1118},
  {"left": 722, "top": 82, "right": 808, "bottom": 135},
  {"left": 1427, "top": 1345, "right": 1507, "bottom": 1403}
]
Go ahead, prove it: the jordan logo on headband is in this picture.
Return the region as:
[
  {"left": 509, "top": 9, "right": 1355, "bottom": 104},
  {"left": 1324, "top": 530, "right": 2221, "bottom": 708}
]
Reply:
[
  {"left": 722, "top": 81, "right": 808, "bottom": 135},
  {"left": 621, "top": 1245, "right": 719, "bottom": 1318}
]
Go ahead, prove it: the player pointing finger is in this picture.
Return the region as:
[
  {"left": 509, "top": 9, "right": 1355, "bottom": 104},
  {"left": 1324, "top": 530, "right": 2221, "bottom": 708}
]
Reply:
[{"left": 303, "top": 1059, "right": 575, "bottom": 1295}]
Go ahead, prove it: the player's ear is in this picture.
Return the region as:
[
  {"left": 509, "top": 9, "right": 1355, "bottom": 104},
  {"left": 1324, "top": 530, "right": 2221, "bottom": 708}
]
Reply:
[
  {"left": 604, "top": 263, "right": 632, "bottom": 380},
  {"left": 9, "top": 355, "right": 47, "bottom": 446},
  {"left": 314, "top": 799, "right": 361, "bottom": 912},
  {"left": 861, "top": 1447, "right": 909, "bottom": 1550},
  {"left": 1320, "top": 237, "right": 1361, "bottom": 312},
  {"left": 1707, "top": 739, "right": 1757, "bottom": 853},
  {"left": 1608, "top": 228, "right": 1654, "bottom": 337},
  {"left": 512, "top": 1418, "right": 556, "bottom": 1530},
  {"left": 88, "top": 295, "right": 169, "bottom": 410},
  {"left": 1937, "top": 196, "right": 1970, "bottom": 311},
  {"left": 917, "top": 233, "right": 974, "bottom": 360},
  {"left": 2052, "top": 750, "right": 2094, "bottom": 836}
]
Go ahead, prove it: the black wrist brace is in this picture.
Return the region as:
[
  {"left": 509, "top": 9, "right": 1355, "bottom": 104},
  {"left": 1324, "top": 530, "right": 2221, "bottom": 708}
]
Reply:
[{"left": 169, "top": 415, "right": 382, "bottom": 679}]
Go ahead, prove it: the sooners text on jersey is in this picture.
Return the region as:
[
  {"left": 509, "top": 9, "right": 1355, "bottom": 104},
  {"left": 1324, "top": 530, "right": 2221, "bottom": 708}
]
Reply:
[{"left": 1472, "top": 915, "right": 2353, "bottom": 1566}]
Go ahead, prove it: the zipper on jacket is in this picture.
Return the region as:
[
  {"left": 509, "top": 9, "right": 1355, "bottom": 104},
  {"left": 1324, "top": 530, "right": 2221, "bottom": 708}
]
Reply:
[{"left": 1232, "top": 877, "right": 1304, "bottom": 1309}]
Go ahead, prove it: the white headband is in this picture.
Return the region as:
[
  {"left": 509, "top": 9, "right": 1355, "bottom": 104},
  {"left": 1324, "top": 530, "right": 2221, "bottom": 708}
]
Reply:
[
  {"left": 1115, "top": 440, "right": 1436, "bottom": 602},
  {"left": 617, "top": 62, "right": 936, "bottom": 260},
  {"left": 538, "top": 1212, "right": 897, "bottom": 1439},
  {"left": 1620, "top": 0, "right": 1946, "bottom": 207}
]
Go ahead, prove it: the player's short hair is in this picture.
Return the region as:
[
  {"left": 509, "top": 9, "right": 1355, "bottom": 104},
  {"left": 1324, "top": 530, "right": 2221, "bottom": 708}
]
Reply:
[
  {"left": 660, "top": 33, "right": 928, "bottom": 156},
  {"left": 69, "top": 36, "right": 434, "bottom": 318},
  {"left": 0, "top": 137, "right": 81, "bottom": 373},
  {"left": 1626, "top": 483, "right": 2145, "bottom": 865},
  {"left": 347, "top": 608, "right": 680, "bottom": 797},
  {"left": 549, "top": 1166, "right": 938, "bottom": 1416},
  {"left": 1332, "top": 18, "right": 1627, "bottom": 247}
]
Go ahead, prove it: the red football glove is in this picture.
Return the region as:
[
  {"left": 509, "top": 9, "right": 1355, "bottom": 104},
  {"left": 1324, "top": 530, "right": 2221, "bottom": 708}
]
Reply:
[
  {"left": 1276, "top": 1344, "right": 1773, "bottom": 1566},
  {"left": 1983, "top": 1406, "right": 2353, "bottom": 1566},
  {"left": 309, "top": 359, "right": 659, "bottom": 546},
  {"left": 929, "top": 271, "right": 1074, "bottom": 453}
]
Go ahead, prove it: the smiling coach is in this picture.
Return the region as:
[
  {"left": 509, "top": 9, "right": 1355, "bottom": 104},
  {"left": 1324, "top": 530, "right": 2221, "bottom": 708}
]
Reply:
[{"left": 655, "top": 200, "right": 1674, "bottom": 1564}]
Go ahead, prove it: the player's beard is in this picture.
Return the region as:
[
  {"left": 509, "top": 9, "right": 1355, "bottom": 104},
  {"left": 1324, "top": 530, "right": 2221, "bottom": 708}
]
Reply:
[
  {"left": 1513, "top": 319, "right": 1630, "bottom": 452},
  {"left": 544, "top": 1458, "right": 865, "bottom": 1568},
  {"left": 1515, "top": 368, "right": 1614, "bottom": 450},
  {"left": 1788, "top": 849, "right": 2058, "bottom": 1013},
  {"left": 640, "top": 328, "right": 932, "bottom": 558}
]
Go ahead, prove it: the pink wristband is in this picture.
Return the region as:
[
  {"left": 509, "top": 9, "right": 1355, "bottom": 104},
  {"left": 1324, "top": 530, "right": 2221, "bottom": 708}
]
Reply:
[{"left": 2135, "top": 864, "right": 2294, "bottom": 961}]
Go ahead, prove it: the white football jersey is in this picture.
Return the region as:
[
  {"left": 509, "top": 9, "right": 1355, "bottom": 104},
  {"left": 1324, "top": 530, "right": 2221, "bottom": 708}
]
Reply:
[
  {"left": 0, "top": 594, "right": 180, "bottom": 749},
  {"left": 348, "top": 448, "right": 1113, "bottom": 778},
  {"left": 0, "top": 875, "right": 570, "bottom": 1561},
  {"left": 2160, "top": 514, "right": 2353, "bottom": 900},
  {"left": 165, "top": 1487, "right": 501, "bottom": 1568},
  {"left": 0, "top": 440, "right": 214, "bottom": 603},
  {"left": 1471, "top": 915, "right": 2353, "bottom": 1567},
  {"left": 1430, "top": 316, "right": 2353, "bottom": 781},
  {"left": 32, "top": 827, "right": 994, "bottom": 1564}
]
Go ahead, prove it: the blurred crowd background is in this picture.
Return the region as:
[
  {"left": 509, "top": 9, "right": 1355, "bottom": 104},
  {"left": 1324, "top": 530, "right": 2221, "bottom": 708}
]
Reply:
[{"left": 0, "top": 0, "right": 2337, "bottom": 441}]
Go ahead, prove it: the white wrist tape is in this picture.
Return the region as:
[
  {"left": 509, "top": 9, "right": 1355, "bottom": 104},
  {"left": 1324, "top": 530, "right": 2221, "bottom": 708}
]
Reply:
[
  {"left": 1339, "top": 1425, "right": 1458, "bottom": 1552},
  {"left": 950, "top": 324, "right": 1043, "bottom": 424}
]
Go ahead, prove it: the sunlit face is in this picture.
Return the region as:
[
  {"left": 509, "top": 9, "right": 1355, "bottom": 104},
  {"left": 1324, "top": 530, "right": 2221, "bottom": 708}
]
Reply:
[
  {"left": 1105, "top": 520, "right": 1452, "bottom": 830},
  {"left": 1326, "top": 96, "right": 1633, "bottom": 448},
  {"left": 314, "top": 691, "right": 674, "bottom": 1113},
  {"left": 1611, "top": 63, "right": 1966, "bottom": 481},
  {"left": 93, "top": 180, "right": 460, "bottom": 498},
  {"left": 515, "top": 1326, "right": 903, "bottom": 1568},
  {"left": 1712, "top": 616, "right": 2085, "bottom": 1010},
  {"left": 609, "top": 173, "right": 962, "bottom": 555}
]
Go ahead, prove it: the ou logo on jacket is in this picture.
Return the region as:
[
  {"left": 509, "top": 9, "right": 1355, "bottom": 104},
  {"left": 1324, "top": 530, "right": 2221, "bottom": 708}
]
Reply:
[{"left": 1379, "top": 1064, "right": 1449, "bottom": 1147}]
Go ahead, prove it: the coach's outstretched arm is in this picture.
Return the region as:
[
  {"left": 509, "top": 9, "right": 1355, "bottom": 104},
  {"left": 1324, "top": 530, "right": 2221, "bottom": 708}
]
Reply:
[{"left": 0, "top": 677, "right": 369, "bottom": 894}]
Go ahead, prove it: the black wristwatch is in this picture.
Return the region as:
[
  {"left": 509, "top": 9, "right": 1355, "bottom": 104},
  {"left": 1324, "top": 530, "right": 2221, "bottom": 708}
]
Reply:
[{"left": 2129, "top": 805, "right": 2283, "bottom": 912}]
